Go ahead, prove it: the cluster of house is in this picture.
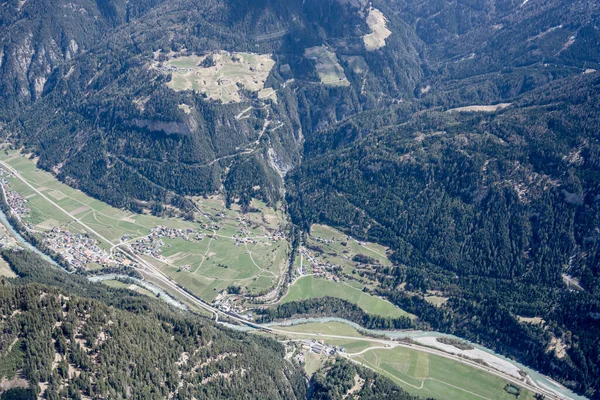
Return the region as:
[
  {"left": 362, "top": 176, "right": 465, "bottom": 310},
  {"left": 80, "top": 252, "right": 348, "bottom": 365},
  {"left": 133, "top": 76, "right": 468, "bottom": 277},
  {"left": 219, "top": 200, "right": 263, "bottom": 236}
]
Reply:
[
  {"left": 298, "top": 247, "right": 339, "bottom": 281},
  {"left": 312, "top": 236, "right": 335, "bottom": 245},
  {"left": 233, "top": 236, "right": 257, "bottom": 247},
  {"left": 4, "top": 188, "right": 29, "bottom": 216},
  {"left": 131, "top": 236, "right": 165, "bottom": 260},
  {"left": 293, "top": 339, "right": 339, "bottom": 364},
  {"left": 151, "top": 225, "right": 203, "bottom": 241},
  {"left": 43, "top": 228, "right": 120, "bottom": 270},
  {"left": 130, "top": 225, "right": 204, "bottom": 260},
  {"left": 212, "top": 293, "right": 246, "bottom": 315}
]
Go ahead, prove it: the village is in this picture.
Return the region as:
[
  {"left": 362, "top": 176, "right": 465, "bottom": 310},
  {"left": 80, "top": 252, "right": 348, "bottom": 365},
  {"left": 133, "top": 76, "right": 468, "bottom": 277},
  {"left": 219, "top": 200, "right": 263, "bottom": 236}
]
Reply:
[
  {"left": 4, "top": 188, "right": 29, "bottom": 217},
  {"left": 129, "top": 225, "right": 205, "bottom": 261},
  {"left": 1, "top": 168, "right": 30, "bottom": 220},
  {"left": 42, "top": 227, "right": 130, "bottom": 270},
  {"left": 296, "top": 246, "right": 341, "bottom": 283}
]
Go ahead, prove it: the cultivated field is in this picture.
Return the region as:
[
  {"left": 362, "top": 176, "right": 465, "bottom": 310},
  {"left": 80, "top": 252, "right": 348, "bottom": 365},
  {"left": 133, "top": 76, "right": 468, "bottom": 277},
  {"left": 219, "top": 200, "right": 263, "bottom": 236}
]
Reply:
[
  {"left": 274, "top": 321, "right": 536, "bottom": 400},
  {"left": 356, "top": 347, "right": 537, "bottom": 400},
  {"left": 0, "top": 152, "right": 196, "bottom": 245},
  {"left": 304, "top": 46, "right": 350, "bottom": 86},
  {"left": 281, "top": 276, "right": 411, "bottom": 318},
  {"left": 156, "top": 51, "right": 276, "bottom": 103},
  {"left": 0, "top": 151, "right": 288, "bottom": 302},
  {"left": 148, "top": 231, "right": 289, "bottom": 302}
]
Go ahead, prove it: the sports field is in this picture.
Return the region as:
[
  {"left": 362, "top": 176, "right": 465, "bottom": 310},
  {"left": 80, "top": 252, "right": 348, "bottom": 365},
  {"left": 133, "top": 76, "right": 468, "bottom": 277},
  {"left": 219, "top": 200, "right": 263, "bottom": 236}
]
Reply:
[{"left": 281, "top": 276, "right": 412, "bottom": 318}]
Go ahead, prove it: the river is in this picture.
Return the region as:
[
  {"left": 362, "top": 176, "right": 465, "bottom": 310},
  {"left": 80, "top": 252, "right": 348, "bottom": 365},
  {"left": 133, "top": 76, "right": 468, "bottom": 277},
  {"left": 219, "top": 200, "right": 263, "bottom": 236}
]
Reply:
[
  {"left": 0, "top": 203, "right": 60, "bottom": 267},
  {"left": 221, "top": 316, "right": 586, "bottom": 400},
  {"left": 0, "top": 205, "right": 187, "bottom": 310},
  {"left": 0, "top": 201, "right": 587, "bottom": 400},
  {"left": 88, "top": 274, "right": 187, "bottom": 310}
]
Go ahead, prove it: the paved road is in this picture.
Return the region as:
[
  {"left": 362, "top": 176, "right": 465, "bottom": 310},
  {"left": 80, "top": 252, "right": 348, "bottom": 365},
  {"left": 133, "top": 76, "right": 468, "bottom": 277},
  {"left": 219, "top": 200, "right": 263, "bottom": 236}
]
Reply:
[{"left": 0, "top": 159, "right": 571, "bottom": 400}]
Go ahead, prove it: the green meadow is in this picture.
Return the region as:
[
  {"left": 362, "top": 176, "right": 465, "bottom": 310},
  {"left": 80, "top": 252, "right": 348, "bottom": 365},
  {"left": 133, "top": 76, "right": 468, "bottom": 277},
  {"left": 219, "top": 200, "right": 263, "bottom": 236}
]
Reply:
[
  {"left": 0, "top": 151, "right": 288, "bottom": 301},
  {"left": 281, "top": 276, "right": 412, "bottom": 318}
]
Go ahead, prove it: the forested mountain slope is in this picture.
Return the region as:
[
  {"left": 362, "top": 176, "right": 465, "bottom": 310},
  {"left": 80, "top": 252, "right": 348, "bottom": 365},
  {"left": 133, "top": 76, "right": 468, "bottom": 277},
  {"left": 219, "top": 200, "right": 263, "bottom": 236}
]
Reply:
[
  {"left": 3, "top": 0, "right": 597, "bottom": 213},
  {"left": 287, "top": 71, "right": 600, "bottom": 397},
  {"left": 0, "top": 249, "right": 307, "bottom": 399},
  {"left": 5, "top": 0, "right": 423, "bottom": 212},
  {"left": 0, "top": 0, "right": 599, "bottom": 397},
  {"left": 0, "top": 0, "right": 167, "bottom": 118},
  {"left": 403, "top": 0, "right": 600, "bottom": 107},
  {"left": 309, "top": 358, "right": 429, "bottom": 400}
]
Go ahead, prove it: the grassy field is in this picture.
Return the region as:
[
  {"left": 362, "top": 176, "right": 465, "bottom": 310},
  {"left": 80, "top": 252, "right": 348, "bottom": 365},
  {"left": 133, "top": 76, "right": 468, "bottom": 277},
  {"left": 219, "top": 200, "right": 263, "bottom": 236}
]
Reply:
[
  {"left": 0, "top": 256, "right": 16, "bottom": 278},
  {"left": 0, "top": 151, "right": 288, "bottom": 301},
  {"left": 305, "top": 224, "right": 392, "bottom": 280},
  {"left": 275, "top": 321, "right": 365, "bottom": 338},
  {"left": 149, "top": 234, "right": 288, "bottom": 302},
  {"left": 0, "top": 151, "right": 197, "bottom": 246},
  {"left": 101, "top": 280, "right": 130, "bottom": 289},
  {"left": 344, "top": 55, "right": 368, "bottom": 74},
  {"left": 101, "top": 280, "right": 156, "bottom": 298},
  {"left": 159, "top": 51, "right": 276, "bottom": 103},
  {"left": 310, "top": 224, "right": 391, "bottom": 265},
  {"left": 274, "top": 321, "right": 536, "bottom": 400},
  {"left": 304, "top": 352, "right": 328, "bottom": 376},
  {"left": 424, "top": 295, "right": 449, "bottom": 307},
  {"left": 304, "top": 46, "right": 350, "bottom": 86},
  {"left": 363, "top": 8, "right": 392, "bottom": 51},
  {"left": 356, "top": 347, "right": 536, "bottom": 400},
  {"left": 281, "top": 276, "right": 411, "bottom": 318}
]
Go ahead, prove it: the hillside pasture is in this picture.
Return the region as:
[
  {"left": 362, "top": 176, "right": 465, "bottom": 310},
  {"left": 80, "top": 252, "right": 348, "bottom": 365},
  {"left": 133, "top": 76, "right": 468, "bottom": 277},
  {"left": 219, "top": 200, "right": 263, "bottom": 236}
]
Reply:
[
  {"left": 158, "top": 51, "right": 276, "bottom": 103},
  {"left": 281, "top": 276, "right": 411, "bottom": 318},
  {"left": 304, "top": 46, "right": 350, "bottom": 86}
]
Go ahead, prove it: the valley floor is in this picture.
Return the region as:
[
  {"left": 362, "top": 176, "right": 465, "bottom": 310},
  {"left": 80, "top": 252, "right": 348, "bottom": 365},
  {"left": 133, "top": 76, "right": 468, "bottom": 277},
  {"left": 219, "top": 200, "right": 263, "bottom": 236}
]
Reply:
[{"left": 0, "top": 148, "right": 580, "bottom": 400}]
